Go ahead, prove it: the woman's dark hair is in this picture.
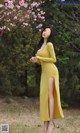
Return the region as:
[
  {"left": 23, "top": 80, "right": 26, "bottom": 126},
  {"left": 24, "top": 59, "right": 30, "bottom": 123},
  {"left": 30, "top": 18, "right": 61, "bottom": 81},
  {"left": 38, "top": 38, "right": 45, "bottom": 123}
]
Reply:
[{"left": 35, "top": 26, "right": 56, "bottom": 52}]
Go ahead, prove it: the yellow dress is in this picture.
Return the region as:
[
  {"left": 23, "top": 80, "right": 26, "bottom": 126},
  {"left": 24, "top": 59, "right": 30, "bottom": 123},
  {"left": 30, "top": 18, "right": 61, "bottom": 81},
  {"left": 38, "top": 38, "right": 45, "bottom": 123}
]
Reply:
[{"left": 31, "top": 42, "right": 64, "bottom": 121}]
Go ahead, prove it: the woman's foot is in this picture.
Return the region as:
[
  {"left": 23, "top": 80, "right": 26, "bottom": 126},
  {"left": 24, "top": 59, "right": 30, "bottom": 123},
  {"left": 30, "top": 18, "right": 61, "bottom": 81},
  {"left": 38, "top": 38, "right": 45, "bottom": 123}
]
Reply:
[
  {"left": 47, "top": 121, "right": 55, "bottom": 133},
  {"left": 44, "top": 121, "right": 49, "bottom": 133}
]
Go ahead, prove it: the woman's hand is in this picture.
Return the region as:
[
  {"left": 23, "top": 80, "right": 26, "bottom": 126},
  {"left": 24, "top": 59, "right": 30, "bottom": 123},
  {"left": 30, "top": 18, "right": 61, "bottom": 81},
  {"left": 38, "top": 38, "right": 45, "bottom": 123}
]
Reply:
[{"left": 30, "top": 56, "right": 37, "bottom": 62}]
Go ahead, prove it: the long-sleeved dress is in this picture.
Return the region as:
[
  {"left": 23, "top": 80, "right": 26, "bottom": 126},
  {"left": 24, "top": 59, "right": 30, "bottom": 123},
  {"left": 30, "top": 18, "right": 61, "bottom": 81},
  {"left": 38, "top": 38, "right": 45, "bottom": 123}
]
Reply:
[{"left": 31, "top": 42, "right": 64, "bottom": 121}]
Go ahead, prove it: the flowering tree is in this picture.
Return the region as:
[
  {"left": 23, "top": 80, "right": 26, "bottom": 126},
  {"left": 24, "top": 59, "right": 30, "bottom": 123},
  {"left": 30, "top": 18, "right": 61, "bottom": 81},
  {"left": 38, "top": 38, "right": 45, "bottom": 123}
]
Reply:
[
  {"left": 0, "top": 0, "right": 45, "bottom": 34},
  {"left": 0, "top": 0, "right": 46, "bottom": 96}
]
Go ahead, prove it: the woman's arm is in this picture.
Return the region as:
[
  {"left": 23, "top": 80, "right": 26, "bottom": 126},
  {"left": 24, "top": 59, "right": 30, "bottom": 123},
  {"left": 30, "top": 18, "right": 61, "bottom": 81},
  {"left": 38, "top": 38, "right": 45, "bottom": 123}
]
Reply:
[{"left": 36, "top": 42, "right": 57, "bottom": 63}]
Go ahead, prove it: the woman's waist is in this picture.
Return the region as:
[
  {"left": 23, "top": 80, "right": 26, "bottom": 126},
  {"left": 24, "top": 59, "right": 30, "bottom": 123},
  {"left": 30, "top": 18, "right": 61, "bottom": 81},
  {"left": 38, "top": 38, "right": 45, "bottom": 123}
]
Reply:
[{"left": 41, "top": 62, "right": 57, "bottom": 69}]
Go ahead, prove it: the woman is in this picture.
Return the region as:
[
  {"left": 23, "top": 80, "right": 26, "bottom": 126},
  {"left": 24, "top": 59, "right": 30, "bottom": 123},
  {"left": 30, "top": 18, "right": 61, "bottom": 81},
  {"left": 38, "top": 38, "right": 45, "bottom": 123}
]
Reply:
[{"left": 30, "top": 27, "right": 64, "bottom": 133}]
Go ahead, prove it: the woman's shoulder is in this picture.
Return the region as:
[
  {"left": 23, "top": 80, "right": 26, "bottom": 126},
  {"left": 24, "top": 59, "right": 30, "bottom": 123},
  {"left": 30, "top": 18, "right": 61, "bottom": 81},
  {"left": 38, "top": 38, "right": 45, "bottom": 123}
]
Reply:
[
  {"left": 47, "top": 42, "right": 53, "bottom": 45},
  {"left": 47, "top": 42, "right": 54, "bottom": 49}
]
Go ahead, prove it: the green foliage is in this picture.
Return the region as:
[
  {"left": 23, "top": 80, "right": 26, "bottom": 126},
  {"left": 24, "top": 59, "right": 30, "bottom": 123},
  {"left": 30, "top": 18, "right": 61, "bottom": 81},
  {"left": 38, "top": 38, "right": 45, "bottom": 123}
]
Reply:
[
  {"left": 0, "top": 27, "right": 40, "bottom": 96},
  {"left": 42, "top": 3, "right": 80, "bottom": 104},
  {"left": 0, "top": 66, "right": 12, "bottom": 96},
  {"left": 61, "top": 100, "right": 69, "bottom": 109}
]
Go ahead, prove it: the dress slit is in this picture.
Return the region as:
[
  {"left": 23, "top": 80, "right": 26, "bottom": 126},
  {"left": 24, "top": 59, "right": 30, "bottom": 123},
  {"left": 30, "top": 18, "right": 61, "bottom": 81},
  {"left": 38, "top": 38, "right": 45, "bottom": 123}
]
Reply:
[{"left": 47, "top": 76, "right": 56, "bottom": 120}]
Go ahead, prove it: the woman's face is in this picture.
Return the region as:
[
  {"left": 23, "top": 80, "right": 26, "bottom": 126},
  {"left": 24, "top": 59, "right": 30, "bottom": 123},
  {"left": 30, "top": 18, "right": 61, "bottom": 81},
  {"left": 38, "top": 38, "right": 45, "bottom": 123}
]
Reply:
[{"left": 42, "top": 28, "right": 51, "bottom": 39}]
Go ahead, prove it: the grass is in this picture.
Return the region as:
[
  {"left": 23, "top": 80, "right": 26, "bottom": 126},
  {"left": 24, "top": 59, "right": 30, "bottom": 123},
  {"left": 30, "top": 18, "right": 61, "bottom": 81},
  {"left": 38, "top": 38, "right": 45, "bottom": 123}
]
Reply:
[{"left": 0, "top": 96, "right": 80, "bottom": 133}]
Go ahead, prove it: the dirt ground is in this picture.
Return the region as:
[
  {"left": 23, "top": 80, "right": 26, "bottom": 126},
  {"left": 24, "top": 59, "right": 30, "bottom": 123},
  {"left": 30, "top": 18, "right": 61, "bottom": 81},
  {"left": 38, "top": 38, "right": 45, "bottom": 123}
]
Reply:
[{"left": 0, "top": 96, "right": 80, "bottom": 133}]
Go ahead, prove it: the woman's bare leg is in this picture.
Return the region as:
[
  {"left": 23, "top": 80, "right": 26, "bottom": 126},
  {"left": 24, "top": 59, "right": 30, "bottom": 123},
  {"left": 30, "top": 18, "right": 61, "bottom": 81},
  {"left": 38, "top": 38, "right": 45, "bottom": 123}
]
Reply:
[{"left": 47, "top": 77, "right": 55, "bottom": 133}]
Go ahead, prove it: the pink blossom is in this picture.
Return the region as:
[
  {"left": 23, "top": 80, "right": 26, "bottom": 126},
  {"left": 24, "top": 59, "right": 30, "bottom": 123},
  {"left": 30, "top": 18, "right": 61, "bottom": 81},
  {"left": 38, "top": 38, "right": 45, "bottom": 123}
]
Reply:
[
  {"left": 6, "top": 0, "right": 14, "bottom": 9},
  {"left": 32, "top": 12, "right": 35, "bottom": 15},
  {"left": 34, "top": 18, "right": 37, "bottom": 21},
  {"left": 40, "top": 11, "right": 45, "bottom": 15},
  {"left": 23, "top": 22, "right": 28, "bottom": 26},
  {"left": 33, "top": 15, "right": 37, "bottom": 19},
  {"left": 41, "top": 16, "right": 45, "bottom": 20},
  {"left": 7, "top": 27, "right": 11, "bottom": 31},
  {"left": 0, "top": 26, "right": 11, "bottom": 31},
  {"left": 0, "top": 4, "right": 4, "bottom": 8},
  {"left": 10, "top": 23, "right": 16, "bottom": 26},
  {"left": 36, "top": 23, "right": 43, "bottom": 29},
  {"left": 37, "top": 13, "right": 41, "bottom": 17},
  {"left": 7, "top": 12, "right": 11, "bottom": 15},
  {"left": 39, "top": 29, "right": 42, "bottom": 32},
  {"left": 19, "top": 0, "right": 25, "bottom": 6},
  {"left": 37, "top": 8, "right": 40, "bottom": 11},
  {"left": 0, "top": 0, "right": 45, "bottom": 32},
  {"left": 24, "top": 3, "right": 28, "bottom": 8},
  {"left": 25, "top": 14, "right": 29, "bottom": 19},
  {"left": 14, "top": 16, "right": 17, "bottom": 20},
  {"left": 31, "top": 2, "right": 40, "bottom": 8},
  {"left": 16, "top": 5, "right": 20, "bottom": 9},
  {"left": 0, "top": 26, "right": 6, "bottom": 30}
]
